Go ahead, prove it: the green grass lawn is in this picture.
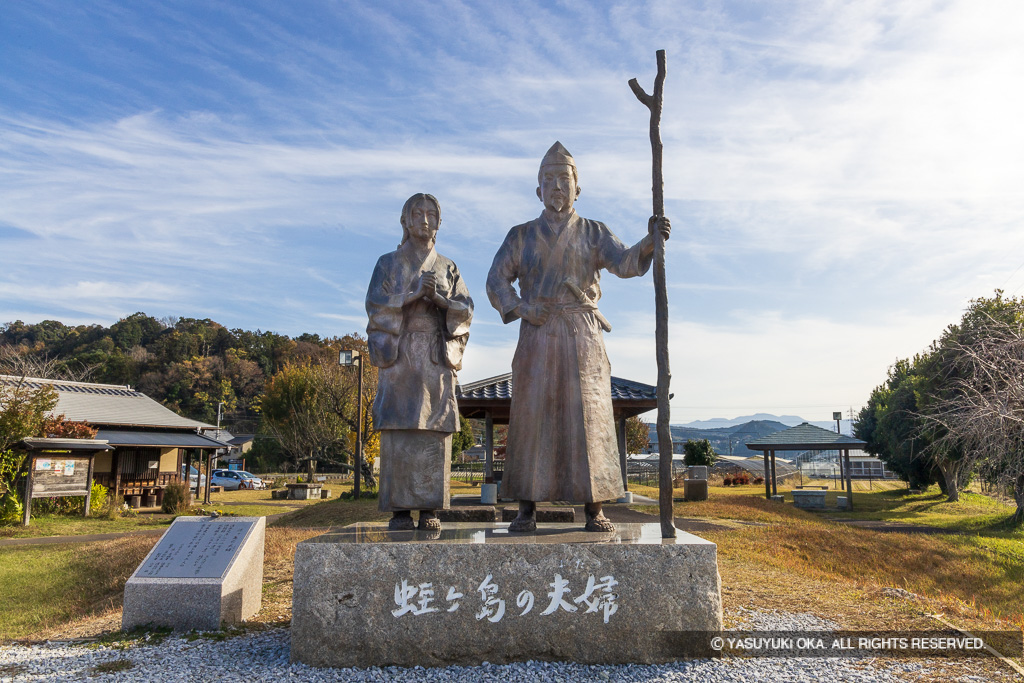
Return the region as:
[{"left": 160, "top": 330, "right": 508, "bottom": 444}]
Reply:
[
  {"left": 0, "top": 535, "right": 157, "bottom": 640},
  {"left": 823, "top": 488, "right": 1017, "bottom": 529}
]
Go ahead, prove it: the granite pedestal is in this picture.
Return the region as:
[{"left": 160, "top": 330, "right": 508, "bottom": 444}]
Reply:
[
  {"left": 287, "top": 483, "right": 322, "bottom": 500},
  {"left": 501, "top": 506, "right": 575, "bottom": 522},
  {"left": 683, "top": 479, "right": 709, "bottom": 501},
  {"left": 122, "top": 516, "right": 265, "bottom": 631},
  {"left": 437, "top": 505, "right": 496, "bottom": 522},
  {"left": 792, "top": 489, "right": 827, "bottom": 509},
  {"left": 291, "top": 522, "right": 722, "bottom": 668}
]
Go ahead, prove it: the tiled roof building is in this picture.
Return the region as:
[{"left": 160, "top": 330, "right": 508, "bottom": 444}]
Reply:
[{"left": 2, "top": 375, "right": 227, "bottom": 507}]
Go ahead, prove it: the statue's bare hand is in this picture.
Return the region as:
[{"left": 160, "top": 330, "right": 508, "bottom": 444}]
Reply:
[
  {"left": 517, "top": 302, "right": 551, "bottom": 326},
  {"left": 648, "top": 215, "right": 671, "bottom": 241},
  {"left": 419, "top": 272, "right": 437, "bottom": 299}
]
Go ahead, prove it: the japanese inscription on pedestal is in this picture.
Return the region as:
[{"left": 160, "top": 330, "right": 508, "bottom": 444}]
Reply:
[{"left": 392, "top": 572, "right": 620, "bottom": 624}]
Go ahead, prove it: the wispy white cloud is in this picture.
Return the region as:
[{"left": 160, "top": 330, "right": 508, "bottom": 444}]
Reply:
[{"left": 1, "top": 0, "right": 1022, "bottom": 419}]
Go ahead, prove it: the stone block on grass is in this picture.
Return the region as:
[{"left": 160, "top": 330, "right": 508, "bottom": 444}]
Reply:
[
  {"left": 437, "top": 506, "right": 496, "bottom": 522},
  {"left": 122, "top": 516, "right": 265, "bottom": 632},
  {"left": 683, "top": 479, "right": 709, "bottom": 502},
  {"left": 286, "top": 483, "right": 322, "bottom": 500},
  {"left": 501, "top": 506, "right": 575, "bottom": 523}
]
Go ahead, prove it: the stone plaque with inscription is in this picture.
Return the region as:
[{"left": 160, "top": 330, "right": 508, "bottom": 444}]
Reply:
[
  {"left": 291, "top": 522, "right": 722, "bottom": 667},
  {"left": 122, "top": 516, "right": 265, "bottom": 631}
]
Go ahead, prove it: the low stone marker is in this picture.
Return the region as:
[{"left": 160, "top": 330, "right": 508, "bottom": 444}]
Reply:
[
  {"left": 291, "top": 522, "right": 723, "bottom": 667},
  {"left": 792, "top": 489, "right": 827, "bottom": 509},
  {"left": 437, "top": 506, "right": 496, "bottom": 522},
  {"left": 122, "top": 516, "right": 265, "bottom": 631},
  {"left": 683, "top": 479, "right": 708, "bottom": 501},
  {"left": 480, "top": 482, "right": 498, "bottom": 505},
  {"left": 502, "top": 506, "right": 574, "bottom": 523},
  {"left": 286, "top": 483, "right": 322, "bottom": 500}
]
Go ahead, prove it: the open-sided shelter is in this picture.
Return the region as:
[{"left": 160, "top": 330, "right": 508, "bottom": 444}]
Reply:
[
  {"left": 456, "top": 373, "right": 657, "bottom": 490},
  {"left": 746, "top": 422, "right": 866, "bottom": 509}
]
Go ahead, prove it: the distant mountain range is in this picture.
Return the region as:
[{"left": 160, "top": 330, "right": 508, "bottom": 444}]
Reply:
[
  {"left": 681, "top": 413, "right": 808, "bottom": 429},
  {"left": 681, "top": 413, "right": 852, "bottom": 433},
  {"left": 643, "top": 413, "right": 851, "bottom": 456}
]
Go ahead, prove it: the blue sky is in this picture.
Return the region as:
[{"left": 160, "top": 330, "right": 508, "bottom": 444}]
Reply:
[{"left": 2, "top": 0, "right": 1023, "bottom": 421}]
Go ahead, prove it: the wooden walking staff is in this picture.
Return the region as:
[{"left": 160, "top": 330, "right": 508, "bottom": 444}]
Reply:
[{"left": 629, "top": 50, "right": 675, "bottom": 538}]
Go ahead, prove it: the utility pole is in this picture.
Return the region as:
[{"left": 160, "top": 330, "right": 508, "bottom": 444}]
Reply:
[{"left": 340, "top": 349, "right": 364, "bottom": 499}]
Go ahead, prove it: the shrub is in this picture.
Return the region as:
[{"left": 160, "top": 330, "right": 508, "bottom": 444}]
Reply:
[
  {"left": 161, "top": 482, "right": 191, "bottom": 515},
  {"left": 753, "top": 476, "right": 764, "bottom": 485},
  {"left": 683, "top": 439, "right": 718, "bottom": 467},
  {"left": 723, "top": 476, "right": 733, "bottom": 486},
  {"left": 32, "top": 483, "right": 107, "bottom": 516},
  {"left": 89, "top": 482, "right": 108, "bottom": 515}
]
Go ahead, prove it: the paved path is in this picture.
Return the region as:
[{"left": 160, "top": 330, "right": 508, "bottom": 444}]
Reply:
[
  {"left": 0, "top": 511, "right": 294, "bottom": 548},
  {"left": 0, "top": 528, "right": 168, "bottom": 547},
  {"left": 826, "top": 518, "right": 964, "bottom": 534}
]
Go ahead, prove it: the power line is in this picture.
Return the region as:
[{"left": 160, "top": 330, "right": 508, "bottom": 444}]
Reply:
[{"left": 1000, "top": 258, "right": 1024, "bottom": 290}]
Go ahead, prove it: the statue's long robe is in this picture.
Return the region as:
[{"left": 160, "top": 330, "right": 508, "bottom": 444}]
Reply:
[
  {"left": 366, "top": 243, "right": 472, "bottom": 510},
  {"left": 487, "top": 210, "right": 652, "bottom": 502}
]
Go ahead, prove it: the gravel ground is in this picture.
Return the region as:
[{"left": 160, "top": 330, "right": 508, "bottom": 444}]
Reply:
[{"left": 0, "top": 611, "right": 984, "bottom": 682}]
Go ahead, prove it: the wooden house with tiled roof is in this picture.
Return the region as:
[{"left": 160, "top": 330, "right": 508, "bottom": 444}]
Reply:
[{"left": 1, "top": 375, "right": 227, "bottom": 507}]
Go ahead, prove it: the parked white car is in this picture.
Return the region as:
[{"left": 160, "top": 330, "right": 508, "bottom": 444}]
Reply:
[{"left": 211, "top": 469, "right": 267, "bottom": 490}]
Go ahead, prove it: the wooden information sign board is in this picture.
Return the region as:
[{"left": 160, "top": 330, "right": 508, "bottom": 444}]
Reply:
[{"left": 29, "top": 455, "right": 92, "bottom": 498}]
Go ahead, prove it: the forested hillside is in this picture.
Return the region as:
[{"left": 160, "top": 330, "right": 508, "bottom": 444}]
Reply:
[{"left": 0, "top": 312, "right": 363, "bottom": 432}]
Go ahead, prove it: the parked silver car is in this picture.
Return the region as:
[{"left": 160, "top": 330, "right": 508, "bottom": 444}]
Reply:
[
  {"left": 181, "top": 464, "right": 207, "bottom": 489},
  {"left": 211, "top": 469, "right": 267, "bottom": 490}
]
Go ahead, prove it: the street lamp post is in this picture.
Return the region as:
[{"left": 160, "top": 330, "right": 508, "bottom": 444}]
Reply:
[{"left": 340, "top": 349, "right": 363, "bottom": 499}]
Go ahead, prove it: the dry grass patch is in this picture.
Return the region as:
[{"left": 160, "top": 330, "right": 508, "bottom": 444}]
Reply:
[
  {"left": 256, "top": 527, "right": 326, "bottom": 625},
  {"left": 704, "top": 516, "right": 1024, "bottom": 629},
  {"left": 270, "top": 495, "right": 390, "bottom": 529},
  {"left": 715, "top": 547, "right": 1023, "bottom": 683},
  {"left": 635, "top": 490, "right": 817, "bottom": 525}
]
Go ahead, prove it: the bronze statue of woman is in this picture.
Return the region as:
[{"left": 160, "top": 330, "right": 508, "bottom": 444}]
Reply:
[{"left": 366, "top": 193, "right": 473, "bottom": 530}]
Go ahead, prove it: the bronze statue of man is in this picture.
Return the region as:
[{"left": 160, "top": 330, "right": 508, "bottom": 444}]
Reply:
[
  {"left": 487, "top": 142, "right": 670, "bottom": 532},
  {"left": 366, "top": 193, "right": 473, "bottom": 531}
]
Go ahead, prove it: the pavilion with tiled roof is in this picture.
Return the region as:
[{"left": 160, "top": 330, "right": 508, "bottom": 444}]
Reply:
[
  {"left": 455, "top": 372, "right": 658, "bottom": 488},
  {"left": 746, "top": 422, "right": 866, "bottom": 509}
]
